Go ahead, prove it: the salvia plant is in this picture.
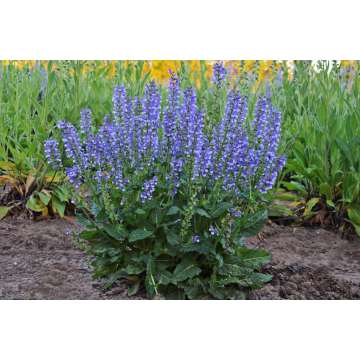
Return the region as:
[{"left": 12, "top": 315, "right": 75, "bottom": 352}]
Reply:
[{"left": 45, "top": 63, "right": 286, "bottom": 299}]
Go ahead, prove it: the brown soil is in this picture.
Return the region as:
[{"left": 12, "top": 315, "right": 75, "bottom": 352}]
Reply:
[
  {"left": 0, "top": 217, "right": 359, "bottom": 300},
  {"left": 248, "top": 223, "right": 360, "bottom": 299},
  {"left": 0, "top": 217, "right": 144, "bottom": 300}
]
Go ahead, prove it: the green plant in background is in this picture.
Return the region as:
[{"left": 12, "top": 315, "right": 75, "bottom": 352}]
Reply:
[{"left": 271, "top": 61, "right": 360, "bottom": 234}]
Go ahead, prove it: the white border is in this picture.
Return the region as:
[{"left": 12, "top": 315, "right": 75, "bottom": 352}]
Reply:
[
  {"left": 1, "top": 0, "right": 360, "bottom": 59},
  {"left": 1, "top": 300, "right": 359, "bottom": 359}
]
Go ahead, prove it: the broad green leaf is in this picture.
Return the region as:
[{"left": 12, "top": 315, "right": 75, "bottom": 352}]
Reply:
[
  {"left": 348, "top": 207, "right": 360, "bottom": 236},
  {"left": 129, "top": 228, "right": 153, "bottom": 242},
  {"left": 158, "top": 270, "right": 174, "bottom": 285},
  {"left": 218, "top": 263, "right": 253, "bottom": 277},
  {"left": 173, "top": 258, "right": 201, "bottom": 282},
  {"left": 51, "top": 196, "right": 65, "bottom": 217},
  {"left": 80, "top": 229, "right": 101, "bottom": 240},
  {"left": 236, "top": 248, "right": 271, "bottom": 269},
  {"left": 211, "top": 202, "right": 232, "bottom": 218},
  {"left": 166, "top": 231, "right": 180, "bottom": 246},
  {"left": 123, "top": 263, "right": 145, "bottom": 275},
  {"left": 319, "top": 183, "right": 332, "bottom": 199},
  {"left": 128, "top": 281, "right": 140, "bottom": 296},
  {"left": 195, "top": 208, "right": 211, "bottom": 218},
  {"left": 0, "top": 206, "right": 11, "bottom": 220},
  {"left": 240, "top": 209, "right": 268, "bottom": 238},
  {"left": 38, "top": 191, "right": 51, "bottom": 206},
  {"left": 166, "top": 206, "right": 181, "bottom": 216},
  {"left": 104, "top": 224, "right": 127, "bottom": 240},
  {"left": 268, "top": 203, "right": 293, "bottom": 217},
  {"left": 76, "top": 214, "right": 94, "bottom": 227},
  {"left": 248, "top": 272, "right": 273, "bottom": 287},
  {"left": 304, "top": 197, "right": 320, "bottom": 217},
  {"left": 135, "top": 208, "right": 146, "bottom": 215},
  {"left": 282, "top": 181, "right": 307, "bottom": 196},
  {"left": 26, "top": 194, "right": 47, "bottom": 212}
]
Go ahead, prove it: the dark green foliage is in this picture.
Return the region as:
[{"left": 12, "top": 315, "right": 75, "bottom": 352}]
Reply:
[{"left": 77, "top": 191, "right": 271, "bottom": 299}]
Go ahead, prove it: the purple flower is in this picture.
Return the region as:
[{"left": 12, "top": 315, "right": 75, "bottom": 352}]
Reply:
[
  {"left": 209, "top": 225, "right": 218, "bottom": 236},
  {"left": 192, "top": 235, "right": 201, "bottom": 244},
  {"left": 213, "top": 62, "right": 227, "bottom": 88},
  {"left": 140, "top": 176, "right": 158, "bottom": 203},
  {"left": 44, "top": 139, "right": 62, "bottom": 170},
  {"left": 47, "top": 62, "right": 285, "bottom": 212},
  {"left": 230, "top": 209, "right": 242, "bottom": 218},
  {"left": 80, "top": 108, "right": 92, "bottom": 137}
]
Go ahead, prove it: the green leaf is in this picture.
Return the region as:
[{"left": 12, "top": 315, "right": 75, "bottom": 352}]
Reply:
[
  {"left": 182, "top": 278, "right": 206, "bottom": 299},
  {"left": 218, "top": 263, "right": 253, "bottom": 277},
  {"left": 180, "top": 240, "right": 215, "bottom": 255},
  {"left": 166, "top": 231, "right": 180, "bottom": 246},
  {"left": 326, "top": 199, "right": 335, "bottom": 208},
  {"left": 236, "top": 247, "right": 271, "bottom": 269},
  {"left": 319, "top": 183, "right": 332, "bottom": 199},
  {"left": 123, "top": 263, "right": 145, "bottom": 275},
  {"left": 282, "top": 181, "right": 307, "bottom": 196},
  {"left": 104, "top": 224, "right": 127, "bottom": 240},
  {"left": 158, "top": 270, "right": 174, "bottom": 286},
  {"left": 26, "top": 194, "right": 47, "bottom": 212},
  {"left": 145, "top": 257, "right": 158, "bottom": 297},
  {"left": 76, "top": 214, "right": 95, "bottom": 228},
  {"left": 195, "top": 208, "right": 211, "bottom": 218},
  {"left": 173, "top": 257, "right": 201, "bottom": 282},
  {"left": 275, "top": 191, "right": 300, "bottom": 201},
  {"left": 268, "top": 203, "right": 293, "bottom": 218},
  {"left": 128, "top": 281, "right": 140, "bottom": 296},
  {"left": 304, "top": 197, "right": 319, "bottom": 217},
  {"left": 239, "top": 209, "right": 268, "bottom": 238},
  {"left": 135, "top": 208, "right": 146, "bottom": 215},
  {"left": 129, "top": 228, "right": 153, "bottom": 242},
  {"left": 38, "top": 191, "right": 51, "bottom": 206},
  {"left": 166, "top": 206, "right": 181, "bottom": 216},
  {"left": 0, "top": 206, "right": 11, "bottom": 220},
  {"left": 348, "top": 207, "right": 360, "bottom": 236},
  {"left": 211, "top": 202, "right": 232, "bottom": 218},
  {"left": 80, "top": 229, "right": 101, "bottom": 240},
  {"left": 248, "top": 272, "right": 273, "bottom": 286},
  {"left": 51, "top": 196, "right": 65, "bottom": 217}
]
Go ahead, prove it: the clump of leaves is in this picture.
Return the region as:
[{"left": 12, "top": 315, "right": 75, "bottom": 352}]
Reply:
[
  {"left": 77, "top": 188, "right": 271, "bottom": 299},
  {"left": 0, "top": 161, "right": 71, "bottom": 219}
]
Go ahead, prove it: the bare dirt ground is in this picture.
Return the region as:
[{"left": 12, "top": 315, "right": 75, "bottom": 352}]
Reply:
[
  {"left": 248, "top": 223, "right": 360, "bottom": 299},
  {"left": 0, "top": 217, "right": 359, "bottom": 300},
  {"left": 0, "top": 217, "right": 143, "bottom": 300}
]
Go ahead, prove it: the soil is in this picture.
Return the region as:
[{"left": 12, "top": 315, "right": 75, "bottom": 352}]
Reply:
[
  {"left": 248, "top": 223, "right": 360, "bottom": 299},
  {"left": 0, "top": 217, "right": 359, "bottom": 300},
  {"left": 0, "top": 216, "right": 144, "bottom": 300}
]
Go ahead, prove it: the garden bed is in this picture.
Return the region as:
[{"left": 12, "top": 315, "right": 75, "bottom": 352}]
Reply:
[{"left": 0, "top": 217, "right": 359, "bottom": 300}]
